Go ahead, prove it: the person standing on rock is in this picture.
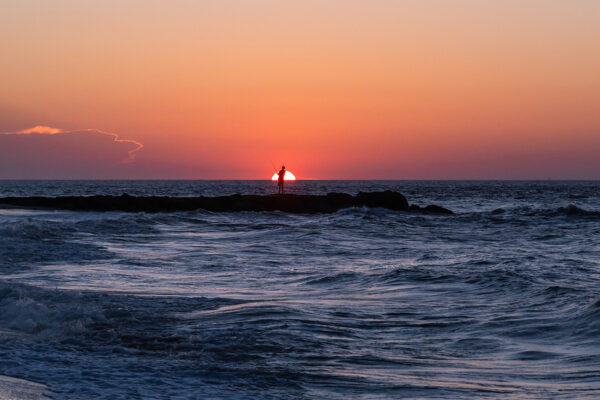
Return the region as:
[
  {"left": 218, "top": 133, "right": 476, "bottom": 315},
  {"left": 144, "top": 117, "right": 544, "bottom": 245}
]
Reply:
[{"left": 277, "top": 166, "right": 286, "bottom": 194}]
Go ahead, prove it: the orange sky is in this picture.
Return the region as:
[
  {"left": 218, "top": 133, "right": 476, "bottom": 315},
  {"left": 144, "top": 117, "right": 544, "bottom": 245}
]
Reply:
[{"left": 1, "top": 0, "right": 599, "bottom": 179}]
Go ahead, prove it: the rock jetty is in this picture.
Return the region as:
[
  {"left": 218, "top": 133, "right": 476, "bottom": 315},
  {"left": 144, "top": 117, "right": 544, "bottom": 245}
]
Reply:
[{"left": 0, "top": 191, "right": 452, "bottom": 214}]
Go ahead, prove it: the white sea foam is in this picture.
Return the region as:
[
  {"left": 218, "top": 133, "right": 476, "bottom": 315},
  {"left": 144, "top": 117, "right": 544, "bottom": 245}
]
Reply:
[{"left": 0, "top": 375, "right": 50, "bottom": 400}]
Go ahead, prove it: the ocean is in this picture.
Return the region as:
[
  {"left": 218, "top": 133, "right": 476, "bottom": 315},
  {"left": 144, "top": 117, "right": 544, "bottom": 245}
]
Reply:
[{"left": 0, "top": 180, "right": 599, "bottom": 399}]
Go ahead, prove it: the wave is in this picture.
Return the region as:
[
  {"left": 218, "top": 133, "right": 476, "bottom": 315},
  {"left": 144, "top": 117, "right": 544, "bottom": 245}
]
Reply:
[
  {"left": 451, "top": 204, "right": 600, "bottom": 224},
  {"left": 0, "top": 283, "right": 104, "bottom": 338},
  {"left": 509, "top": 204, "right": 600, "bottom": 217},
  {"left": 567, "top": 299, "right": 600, "bottom": 339},
  {"left": 0, "top": 282, "right": 238, "bottom": 349},
  {"left": 555, "top": 204, "right": 600, "bottom": 216},
  {"left": 489, "top": 204, "right": 600, "bottom": 218},
  {"left": 304, "top": 271, "right": 363, "bottom": 285},
  {"left": 378, "top": 266, "right": 459, "bottom": 284},
  {"left": 0, "top": 241, "right": 110, "bottom": 275}
]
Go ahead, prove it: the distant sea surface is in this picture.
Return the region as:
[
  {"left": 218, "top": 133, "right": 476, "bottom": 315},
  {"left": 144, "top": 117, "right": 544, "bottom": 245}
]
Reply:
[{"left": 0, "top": 180, "right": 599, "bottom": 399}]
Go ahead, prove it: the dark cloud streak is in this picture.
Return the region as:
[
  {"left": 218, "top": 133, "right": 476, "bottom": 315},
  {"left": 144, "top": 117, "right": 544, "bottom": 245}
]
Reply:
[{"left": 0, "top": 126, "right": 144, "bottom": 179}]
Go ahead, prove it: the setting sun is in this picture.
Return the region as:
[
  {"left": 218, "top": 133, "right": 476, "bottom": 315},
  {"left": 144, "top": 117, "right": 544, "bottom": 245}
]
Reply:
[{"left": 271, "top": 171, "right": 296, "bottom": 181}]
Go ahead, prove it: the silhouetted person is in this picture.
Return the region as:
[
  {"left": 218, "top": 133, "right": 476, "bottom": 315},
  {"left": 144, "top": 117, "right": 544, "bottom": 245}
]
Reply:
[{"left": 277, "top": 166, "right": 286, "bottom": 194}]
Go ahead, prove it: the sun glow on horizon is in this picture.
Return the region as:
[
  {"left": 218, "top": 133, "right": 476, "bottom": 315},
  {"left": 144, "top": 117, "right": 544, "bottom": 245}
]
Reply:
[{"left": 271, "top": 171, "right": 296, "bottom": 181}]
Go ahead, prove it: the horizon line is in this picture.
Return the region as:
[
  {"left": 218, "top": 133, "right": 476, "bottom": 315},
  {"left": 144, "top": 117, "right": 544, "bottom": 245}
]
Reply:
[{"left": 1, "top": 178, "right": 598, "bottom": 182}]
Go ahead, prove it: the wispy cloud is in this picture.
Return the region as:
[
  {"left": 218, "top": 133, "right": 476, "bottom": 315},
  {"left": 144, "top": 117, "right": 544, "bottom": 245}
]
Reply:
[
  {"left": 2, "top": 126, "right": 144, "bottom": 162},
  {"left": 17, "top": 125, "right": 64, "bottom": 134}
]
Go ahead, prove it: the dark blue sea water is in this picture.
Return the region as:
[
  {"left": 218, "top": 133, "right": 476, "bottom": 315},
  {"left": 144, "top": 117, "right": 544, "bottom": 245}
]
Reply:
[{"left": 0, "top": 180, "right": 599, "bottom": 399}]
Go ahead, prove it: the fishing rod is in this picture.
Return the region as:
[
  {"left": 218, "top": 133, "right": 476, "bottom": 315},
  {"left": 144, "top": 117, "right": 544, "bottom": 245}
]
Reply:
[{"left": 269, "top": 159, "right": 278, "bottom": 172}]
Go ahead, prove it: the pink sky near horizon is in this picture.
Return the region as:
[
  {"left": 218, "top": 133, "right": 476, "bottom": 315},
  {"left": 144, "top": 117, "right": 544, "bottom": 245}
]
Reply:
[{"left": 1, "top": 0, "right": 599, "bottom": 179}]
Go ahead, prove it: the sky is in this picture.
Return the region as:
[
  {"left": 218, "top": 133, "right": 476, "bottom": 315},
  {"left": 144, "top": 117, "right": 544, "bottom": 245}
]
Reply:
[{"left": 1, "top": 0, "right": 599, "bottom": 179}]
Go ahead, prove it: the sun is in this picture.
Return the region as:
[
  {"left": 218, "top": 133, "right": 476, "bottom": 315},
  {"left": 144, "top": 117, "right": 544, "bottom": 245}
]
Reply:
[{"left": 271, "top": 170, "right": 296, "bottom": 181}]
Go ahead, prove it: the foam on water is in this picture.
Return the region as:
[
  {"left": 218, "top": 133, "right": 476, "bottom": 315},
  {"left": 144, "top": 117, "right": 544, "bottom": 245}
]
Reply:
[
  {"left": 0, "top": 375, "right": 50, "bottom": 400},
  {"left": 0, "top": 180, "right": 599, "bottom": 399}
]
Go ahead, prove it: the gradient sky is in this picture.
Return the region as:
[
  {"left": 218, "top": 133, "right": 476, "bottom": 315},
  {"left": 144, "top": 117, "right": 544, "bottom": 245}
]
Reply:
[{"left": 1, "top": 0, "right": 599, "bottom": 179}]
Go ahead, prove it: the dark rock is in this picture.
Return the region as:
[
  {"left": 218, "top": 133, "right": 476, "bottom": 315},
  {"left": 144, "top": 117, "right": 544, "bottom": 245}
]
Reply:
[
  {"left": 356, "top": 190, "right": 409, "bottom": 211},
  {"left": 422, "top": 204, "right": 453, "bottom": 214},
  {"left": 0, "top": 191, "right": 416, "bottom": 214},
  {"left": 408, "top": 204, "right": 453, "bottom": 214}
]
